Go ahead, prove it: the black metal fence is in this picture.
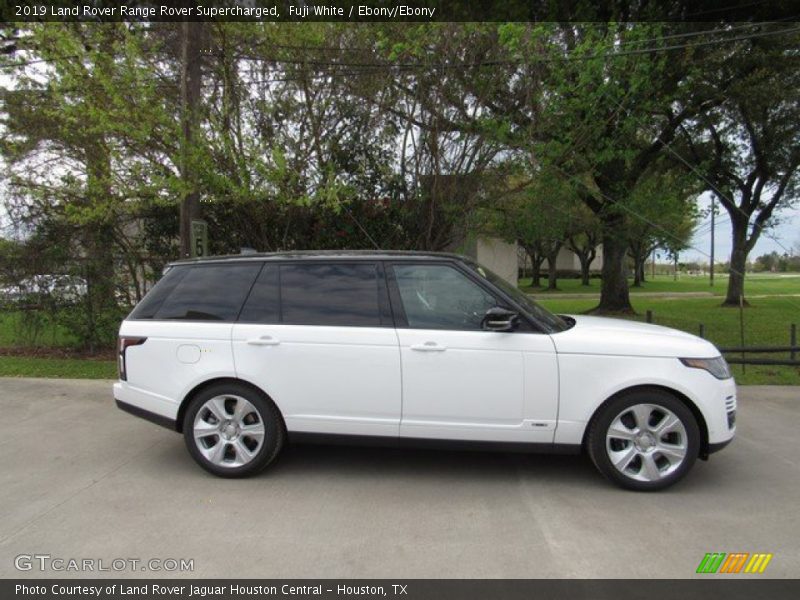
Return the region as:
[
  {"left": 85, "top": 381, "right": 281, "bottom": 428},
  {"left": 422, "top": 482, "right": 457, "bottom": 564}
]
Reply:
[{"left": 645, "top": 311, "right": 799, "bottom": 367}]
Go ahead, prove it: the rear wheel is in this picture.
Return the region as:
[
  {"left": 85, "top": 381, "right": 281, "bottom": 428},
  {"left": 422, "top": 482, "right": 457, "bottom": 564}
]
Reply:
[
  {"left": 183, "top": 383, "right": 284, "bottom": 478},
  {"left": 587, "top": 389, "right": 700, "bottom": 491}
]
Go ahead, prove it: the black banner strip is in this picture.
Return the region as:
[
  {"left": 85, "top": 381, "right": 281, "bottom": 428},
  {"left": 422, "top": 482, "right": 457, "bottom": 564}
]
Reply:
[
  {"left": 5, "top": 580, "right": 800, "bottom": 600},
  {"left": 4, "top": 0, "right": 800, "bottom": 23}
]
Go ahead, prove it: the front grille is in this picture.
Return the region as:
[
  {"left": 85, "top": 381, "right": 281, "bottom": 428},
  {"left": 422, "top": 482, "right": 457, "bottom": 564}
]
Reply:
[{"left": 727, "top": 410, "right": 736, "bottom": 429}]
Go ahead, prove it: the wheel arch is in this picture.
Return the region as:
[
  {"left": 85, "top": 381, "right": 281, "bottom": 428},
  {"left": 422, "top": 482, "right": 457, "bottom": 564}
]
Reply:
[
  {"left": 581, "top": 384, "right": 710, "bottom": 459},
  {"left": 176, "top": 377, "right": 284, "bottom": 433}
]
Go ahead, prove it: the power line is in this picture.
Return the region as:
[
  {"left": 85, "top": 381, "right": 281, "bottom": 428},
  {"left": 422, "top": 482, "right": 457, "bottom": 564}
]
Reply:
[
  {"left": 226, "top": 24, "right": 800, "bottom": 71},
  {"left": 5, "top": 21, "right": 798, "bottom": 80},
  {"left": 3, "top": 22, "right": 796, "bottom": 98}
]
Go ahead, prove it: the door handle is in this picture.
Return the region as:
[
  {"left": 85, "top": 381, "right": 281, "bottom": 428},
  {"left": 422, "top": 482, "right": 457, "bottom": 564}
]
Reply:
[
  {"left": 246, "top": 335, "right": 280, "bottom": 346},
  {"left": 410, "top": 341, "right": 447, "bottom": 352}
]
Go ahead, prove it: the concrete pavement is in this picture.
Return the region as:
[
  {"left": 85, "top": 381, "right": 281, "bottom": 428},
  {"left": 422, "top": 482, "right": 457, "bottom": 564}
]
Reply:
[{"left": 0, "top": 378, "right": 798, "bottom": 578}]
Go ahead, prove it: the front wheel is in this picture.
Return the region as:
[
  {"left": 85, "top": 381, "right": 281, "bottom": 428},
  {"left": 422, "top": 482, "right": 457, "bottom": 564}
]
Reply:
[
  {"left": 587, "top": 389, "right": 700, "bottom": 491},
  {"left": 183, "top": 383, "right": 284, "bottom": 478}
]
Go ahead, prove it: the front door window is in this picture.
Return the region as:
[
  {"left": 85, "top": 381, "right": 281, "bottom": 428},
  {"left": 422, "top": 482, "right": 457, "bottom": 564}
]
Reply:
[{"left": 392, "top": 264, "right": 497, "bottom": 330}]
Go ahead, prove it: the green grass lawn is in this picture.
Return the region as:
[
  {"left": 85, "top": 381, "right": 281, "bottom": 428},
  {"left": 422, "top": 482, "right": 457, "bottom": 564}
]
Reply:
[
  {"left": 0, "top": 310, "right": 116, "bottom": 379},
  {"left": 0, "top": 274, "right": 797, "bottom": 384},
  {"left": 537, "top": 295, "right": 800, "bottom": 385},
  {"left": 0, "top": 356, "right": 117, "bottom": 379},
  {"left": 521, "top": 272, "right": 800, "bottom": 296}
]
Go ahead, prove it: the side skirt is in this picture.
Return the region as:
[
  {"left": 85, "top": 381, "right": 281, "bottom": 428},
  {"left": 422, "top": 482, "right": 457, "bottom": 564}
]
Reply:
[{"left": 288, "top": 431, "right": 581, "bottom": 455}]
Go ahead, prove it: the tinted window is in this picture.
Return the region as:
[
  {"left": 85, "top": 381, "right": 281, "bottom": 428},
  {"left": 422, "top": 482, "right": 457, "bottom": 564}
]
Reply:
[
  {"left": 152, "top": 263, "right": 261, "bottom": 321},
  {"left": 239, "top": 265, "right": 279, "bottom": 324},
  {"left": 393, "top": 264, "right": 498, "bottom": 330},
  {"left": 128, "top": 266, "right": 189, "bottom": 319},
  {"left": 280, "top": 263, "right": 381, "bottom": 327}
]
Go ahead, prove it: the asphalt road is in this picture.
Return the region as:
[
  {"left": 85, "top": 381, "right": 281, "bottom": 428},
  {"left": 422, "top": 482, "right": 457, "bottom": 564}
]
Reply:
[{"left": 0, "top": 378, "right": 798, "bottom": 579}]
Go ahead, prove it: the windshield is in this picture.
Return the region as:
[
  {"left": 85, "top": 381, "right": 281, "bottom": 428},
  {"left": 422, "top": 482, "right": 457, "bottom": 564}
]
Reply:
[{"left": 464, "top": 260, "right": 569, "bottom": 333}]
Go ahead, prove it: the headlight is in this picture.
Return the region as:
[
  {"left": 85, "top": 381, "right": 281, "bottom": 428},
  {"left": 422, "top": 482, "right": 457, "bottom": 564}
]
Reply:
[{"left": 679, "top": 356, "right": 732, "bottom": 380}]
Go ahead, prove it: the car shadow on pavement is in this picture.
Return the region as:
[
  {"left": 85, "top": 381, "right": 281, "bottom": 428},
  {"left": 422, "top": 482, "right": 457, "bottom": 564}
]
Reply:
[
  {"left": 150, "top": 432, "right": 738, "bottom": 495},
  {"left": 154, "top": 435, "right": 602, "bottom": 486}
]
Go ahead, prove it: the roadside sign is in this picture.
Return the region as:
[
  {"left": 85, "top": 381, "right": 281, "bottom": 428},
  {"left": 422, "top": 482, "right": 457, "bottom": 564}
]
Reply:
[{"left": 191, "top": 220, "right": 208, "bottom": 257}]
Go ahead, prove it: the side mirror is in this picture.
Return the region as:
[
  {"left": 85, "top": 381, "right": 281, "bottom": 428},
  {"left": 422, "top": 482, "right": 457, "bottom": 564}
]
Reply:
[{"left": 482, "top": 307, "right": 520, "bottom": 332}]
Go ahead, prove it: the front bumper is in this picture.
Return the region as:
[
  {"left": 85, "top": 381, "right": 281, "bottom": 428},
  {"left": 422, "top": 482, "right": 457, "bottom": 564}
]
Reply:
[
  {"left": 703, "top": 375, "right": 737, "bottom": 446},
  {"left": 708, "top": 438, "right": 734, "bottom": 455}
]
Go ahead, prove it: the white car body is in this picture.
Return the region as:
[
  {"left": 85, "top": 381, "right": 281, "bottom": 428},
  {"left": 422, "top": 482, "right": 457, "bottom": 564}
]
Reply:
[
  {"left": 114, "top": 252, "right": 736, "bottom": 487},
  {"left": 114, "top": 316, "right": 735, "bottom": 446}
]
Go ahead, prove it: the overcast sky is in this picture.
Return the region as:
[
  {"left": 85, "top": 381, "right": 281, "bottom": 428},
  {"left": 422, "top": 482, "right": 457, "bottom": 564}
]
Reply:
[{"left": 683, "top": 192, "right": 799, "bottom": 264}]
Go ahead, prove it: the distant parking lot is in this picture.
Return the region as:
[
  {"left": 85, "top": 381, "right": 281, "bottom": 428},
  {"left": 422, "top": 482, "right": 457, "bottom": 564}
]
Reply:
[{"left": 0, "top": 378, "right": 797, "bottom": 578}]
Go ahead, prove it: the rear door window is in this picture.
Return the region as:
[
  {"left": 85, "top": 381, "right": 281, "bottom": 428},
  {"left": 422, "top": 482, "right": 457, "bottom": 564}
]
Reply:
[
  {"left": 238, "top": 265, "right": 280, "bottom": 324},
  {"left": 279, "top": 263, "right": 382, "bottom": 327}
]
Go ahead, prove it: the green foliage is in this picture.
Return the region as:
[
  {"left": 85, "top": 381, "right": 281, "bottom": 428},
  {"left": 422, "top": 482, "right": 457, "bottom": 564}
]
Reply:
[
  {"left": 0, "top": 356, "right": 117, "bottom": 379},
  {"left": 2, "top": 21, "right": 797, "bottom": 346}
]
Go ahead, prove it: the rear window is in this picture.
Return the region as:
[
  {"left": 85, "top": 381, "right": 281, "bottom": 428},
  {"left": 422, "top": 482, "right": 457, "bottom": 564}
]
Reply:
[
  {"left": 129, "top": 263, "right": 261, "bottom": 322},
  {"left": 127, "top": 266, "right": 187, "bottom": 319}
]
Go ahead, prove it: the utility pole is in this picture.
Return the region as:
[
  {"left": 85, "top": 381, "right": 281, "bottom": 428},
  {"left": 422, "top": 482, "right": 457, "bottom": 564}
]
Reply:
[
  {"left": 179, "top": 17, "right": 204, "bottom": 258},
  {"left": 710, "top": 194, "right": 715, "bottom": 287},
  {"left": 651, "top": 247, "right": 656, "bottom": 279}
]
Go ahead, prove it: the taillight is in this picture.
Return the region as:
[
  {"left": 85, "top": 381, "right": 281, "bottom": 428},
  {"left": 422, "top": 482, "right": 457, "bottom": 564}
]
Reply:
[{"left": 118, "top": 336, "right": 147, "bottom": 381}]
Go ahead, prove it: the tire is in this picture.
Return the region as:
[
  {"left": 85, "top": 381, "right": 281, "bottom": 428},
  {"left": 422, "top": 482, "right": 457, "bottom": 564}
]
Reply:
[
  {"left": 182, "top": 382, "right": 284, "bottom": 478},
  {"left": 587, "top": 389, "right": 700, "bottom": 491}
]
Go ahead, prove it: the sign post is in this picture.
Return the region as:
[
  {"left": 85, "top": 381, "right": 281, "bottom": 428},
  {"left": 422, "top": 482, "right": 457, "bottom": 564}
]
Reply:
[{"left": 190, "top": 219, "right": 208, "bottom": 258}]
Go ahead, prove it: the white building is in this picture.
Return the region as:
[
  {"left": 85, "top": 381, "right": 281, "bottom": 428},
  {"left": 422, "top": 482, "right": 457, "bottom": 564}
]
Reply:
[{"left": 453, "top": 236, "right": 603, "bottom": 287}]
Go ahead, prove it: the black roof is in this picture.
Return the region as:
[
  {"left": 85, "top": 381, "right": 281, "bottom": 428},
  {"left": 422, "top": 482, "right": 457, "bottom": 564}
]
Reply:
[{"left": 170, "top": 250, "right": 471, "bottom": 266}]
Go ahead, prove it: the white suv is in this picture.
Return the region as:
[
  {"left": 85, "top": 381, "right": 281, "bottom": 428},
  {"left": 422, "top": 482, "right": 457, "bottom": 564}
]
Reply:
[{"left": 114, "top": 252, "right": 736, "bottom": 490}]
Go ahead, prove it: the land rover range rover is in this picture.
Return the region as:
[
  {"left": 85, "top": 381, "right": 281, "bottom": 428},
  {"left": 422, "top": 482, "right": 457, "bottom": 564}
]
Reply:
[{"left": 114, "top": 251, "right": 736, "bottom": 490}]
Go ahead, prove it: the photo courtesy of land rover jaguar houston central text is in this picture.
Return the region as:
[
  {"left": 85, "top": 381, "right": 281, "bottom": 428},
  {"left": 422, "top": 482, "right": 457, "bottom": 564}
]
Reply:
[{"left": 114, "top": 251, "right": 736, "bottom": 490}]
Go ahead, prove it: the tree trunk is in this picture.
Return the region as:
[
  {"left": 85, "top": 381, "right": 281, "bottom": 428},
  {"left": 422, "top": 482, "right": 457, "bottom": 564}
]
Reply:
[
  {"left": 631, "top": 249, "right": 643, "bottom": 287},
  {"left": 546, "top": 245, "right": 561, "bottom": 290},
  {"left": 631, "top": 252, "right": 647, "bottom": 287},
  {"left": 724, "top": 219, "right": 749, "bottom": 306},
  {"left": 567, "top": 236, "right": 597, "bottom": 286},
  {"left": 531, "top": 258, "right": 543, "bottom": 288},
  {"left": 179, "top": 19, "right": 204, "bottom": 258},
  {"left": 578, "top": 254, "right": 591, "bottom": 286},
  {"left": 83, "top": 143, "right": 117, "bottom": 353},
  {"left": 593, "top": 219, "right": 633, "bottom": 313},
  {"left": 525, "top": 246, "right": 544, "bottom": 288}
]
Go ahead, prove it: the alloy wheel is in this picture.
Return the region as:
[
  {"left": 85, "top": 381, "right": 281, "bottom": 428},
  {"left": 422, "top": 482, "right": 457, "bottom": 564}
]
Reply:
[
  {"left": 605, "top": 403, "right": 688, "bottom": 482},
  {"left": 192, "top": 395, "right": 266, "bottom": 468}
]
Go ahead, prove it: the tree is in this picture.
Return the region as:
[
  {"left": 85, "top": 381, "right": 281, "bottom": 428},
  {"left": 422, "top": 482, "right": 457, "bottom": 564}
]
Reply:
[
  {"left": 677, "top": 28, "right": 800, "bottom": 305},
  {"left": 524, "top": 23, "right": 730, "bottom": 312},
  {"left": 1, "top": 23, "right": 177, "bottom": 348},
  {"left": 565, "top": 205, "right": 601, "bottom": 286},
  {"left": 490, "top": 168, "right": 573, "bottom": 291},
  {"left": 625, "top": 169, "right": 699, "bottom": 287}
]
